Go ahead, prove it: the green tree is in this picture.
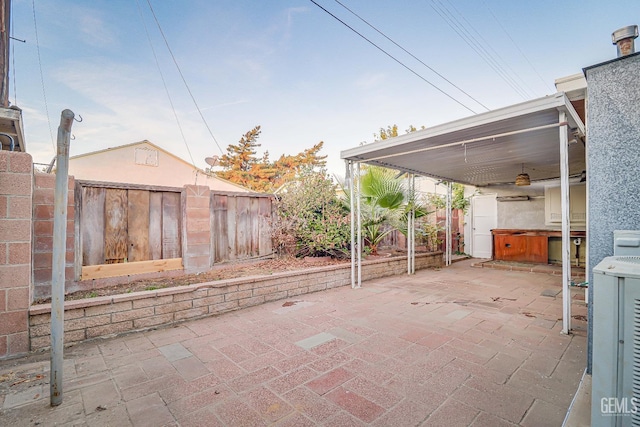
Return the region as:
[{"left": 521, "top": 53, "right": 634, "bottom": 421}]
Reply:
[
  {"left": 427, "top": 183, "right": 471, "bottom": 213},
  {"left": 216, "top": 126, "right": 269, "bottom": 190},
  {"left": 374, "top": 124, "right": 425, "bottom": 141},
  {"left": 271, "top": 141, "right": 327, "bottom": 189},
  {"left": 214, "top": 126, "right": 327, "bottom": 193}
]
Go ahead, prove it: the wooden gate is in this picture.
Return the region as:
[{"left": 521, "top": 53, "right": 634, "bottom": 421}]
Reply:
[
  {"left": 210, "top": 192, "right": 273, "bottom": 263},
  {"left": 76, "top": 181, "right": 183, "bottom": 280}
]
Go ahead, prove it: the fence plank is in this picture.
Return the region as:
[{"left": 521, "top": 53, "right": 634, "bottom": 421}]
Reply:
[
  {"left": 227, "top": 196, "right": 237, "bottom": 260},
  {"left": 213, "top": 194, "right": 228, "bottom": 263},
  {"left": 104, "top": 189, "right": 128, "bottom": 263},
  {"left": 250, "top": 197, "right": 259, "bottom": 256},
  {"left": 149, "top": 192, "right": 163, "bottom": 260},
  {"left": 81, "top": 187, "right": 105, "bottom": 266},
  {"left": 162, "top": 192, "right": 181, "bottom": 258},
  {"left": 236, "top": 196, "right": 250, "bottom": 258},
  {"left": 81, "top": 258, "right": 182, "bottom": 281},
  {"left": 258, "top": 197, "right": 272, "bottom": 256},
  {"left": 128, "top": 190, "right": 150, "bottom": 262}
]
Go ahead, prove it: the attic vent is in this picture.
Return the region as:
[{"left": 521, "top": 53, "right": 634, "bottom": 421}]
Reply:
[{"left": 134, "top": 148, "right": 159, "bottom": 167}]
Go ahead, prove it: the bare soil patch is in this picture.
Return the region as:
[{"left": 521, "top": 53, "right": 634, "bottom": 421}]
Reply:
[{"left": 34, "top": 256, "right": 352, "bottom": 305}]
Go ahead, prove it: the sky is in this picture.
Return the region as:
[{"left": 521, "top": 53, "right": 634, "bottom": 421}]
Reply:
[{"left": 9, "top": 0, "right": 640, "bottom": 178}]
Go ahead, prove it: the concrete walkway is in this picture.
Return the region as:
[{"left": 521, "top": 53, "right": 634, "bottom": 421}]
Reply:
[{"left": 0, "top": 260, "right": 587, "bottom": 426}]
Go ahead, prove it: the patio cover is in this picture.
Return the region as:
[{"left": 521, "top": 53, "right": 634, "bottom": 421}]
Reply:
[{"left": 341, "top": 92, "right": 585, "bottom": 334}]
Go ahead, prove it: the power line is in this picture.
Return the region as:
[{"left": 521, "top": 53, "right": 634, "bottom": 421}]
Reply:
[
  {"left": 483, "top": 1, "right": 554, "bottom": 94},
  {"left": 31, "top": 0, "right": 55, "bottom": 153},
  {"left": 430, "top": 0, "right": 530, "bottom": 100},
  {"left": 135, "top": 0, "right": 195, "bottom": 169},
  {"left": 441, "top": 0, "right": 537, "bottom": 98},
  {"left": 308, "top": 0, "right": 479, "bottom": 115},
  {"left": 144, "top": 0, "right": 224, "bottom": 157},
  {"left": 333, "top": 0, "right": 490, "bottom": 112}
]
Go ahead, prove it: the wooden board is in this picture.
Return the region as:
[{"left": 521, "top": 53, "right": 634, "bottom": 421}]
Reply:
[
  {"left": 149, "top": 192, "right": 163, "bottom": 260},
  {"left": 162, "top": 192, "right": 181, "bottom": 258},
  {"left": 81, "top": 187, "right": 105, "bottom": 266},
  {"left": 127, "top": 190, "right": 150, "bottom": 262},
  {"left": 81, "top": 258, "right": 183, "bottom": 281},
  {"left": 212, "top": 194, "right": 228, "bottom": 263},
  {"left": 258, "top": 197, "right": 272, "bottom": 256},
  {"left": 250, "top": 197, "right": 259, "bottom": 256},
  {"left": 104, "top": 188, "right": 128, "bottom": 263},
  {"left": 226, "top": 196, "right": 237, "bottom": 260},
  {"left": 235, "top": 196, "right": 250, "bottom": 258}
]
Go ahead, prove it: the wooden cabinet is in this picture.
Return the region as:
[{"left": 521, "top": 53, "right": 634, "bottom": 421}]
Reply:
[
  {"left": 492, "top": 229, "right": 587, "bottom": 264},
  {"left": 493, "top": 232, "right": 548, "bottom": 263}
]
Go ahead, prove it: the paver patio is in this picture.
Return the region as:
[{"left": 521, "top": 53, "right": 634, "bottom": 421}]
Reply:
[{"left": 0, "top": 259, "right": 587, "bottom": 426}]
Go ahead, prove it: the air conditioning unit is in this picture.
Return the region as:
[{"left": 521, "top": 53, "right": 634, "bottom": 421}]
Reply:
[{"left": 591, "top": 256, "right": 640, "bottom": 426}]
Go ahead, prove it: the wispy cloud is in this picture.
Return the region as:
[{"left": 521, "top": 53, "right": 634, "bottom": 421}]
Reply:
[
  {"left": 74, "top": 7, "right": 116, "bottom": 47},
  {"left": 356, "top": 73, "right": 387, "bottom": 89}
]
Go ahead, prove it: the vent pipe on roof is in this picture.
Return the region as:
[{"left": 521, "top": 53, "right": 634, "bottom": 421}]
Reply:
[{"left": 612, "top": 25, "right": 638, "bottom": 57}]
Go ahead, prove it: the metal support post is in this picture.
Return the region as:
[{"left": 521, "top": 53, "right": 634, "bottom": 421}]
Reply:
[
  {"left": 356, "top": 162, "right": 361, "bottom": 288},
  {"left": 407, "top": 174, "right": 415, "bottom": 274},
  {"left": 559, "top": 112, "right": 572, "bottom": 334},
  {"left": 446, "top": 182, "right": 452, "bottom": 266},
  {"left": 50, "top": 109, "right": 75, "bottom": 406},
  {"left": 349, "top": 161, "right": 355, "bottom": 289}
]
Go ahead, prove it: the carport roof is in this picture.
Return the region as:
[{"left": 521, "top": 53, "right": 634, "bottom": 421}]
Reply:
[{"left": 341, "top": 92, "right": 585, "bottom": 187}]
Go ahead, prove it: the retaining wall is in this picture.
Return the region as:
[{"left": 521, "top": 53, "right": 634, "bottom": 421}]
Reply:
[{"left": 29, "top": 252, "right": 442, "bottom": 351}]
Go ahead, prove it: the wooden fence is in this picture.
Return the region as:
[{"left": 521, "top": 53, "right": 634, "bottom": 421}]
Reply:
[
  {"left": 210, "top": 192, "right": 273, "bottom": 263},
  {"left": 75, "top": 181, "right": 275, "bottom": 280},
  {"left": 76, "top": 181, "right": 183, "bottom": 280}
]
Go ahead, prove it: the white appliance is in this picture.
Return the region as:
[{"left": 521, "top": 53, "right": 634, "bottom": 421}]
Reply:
[
  {"left": 591, "top": 255, "right": 640, "bottom": 426},
  {"left": 614, "top": 230, "right": 640, "bottom": 255}
]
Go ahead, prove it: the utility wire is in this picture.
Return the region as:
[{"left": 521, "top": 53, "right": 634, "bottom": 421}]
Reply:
[
  {"left": 144, "top": 0, "right": 224, "bottom": 157},
  {"left": 308, "top": 0, "right": 478, "bottom": 115},
  {"left": 333, "top": 0, "right": 489, "bottom": 112},
  {"left": 483, "top": 1, "right": 554, "bottom": 94},
  {"left": 135, "top": 0, "right": 195, "bottom": 168},
  {"left": 31, "top": 0, "right": 55, "bottom": 153},
  {"left": 430, "top": 0, "right": 529, "bottom": 100},
  {"left": 441, "top": 0, "right": 537, "bottom": 98}
]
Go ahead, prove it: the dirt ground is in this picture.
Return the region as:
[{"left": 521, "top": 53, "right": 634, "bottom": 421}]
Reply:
[{"left": 35, "top": 256, "right": 356, "bottom": 305}]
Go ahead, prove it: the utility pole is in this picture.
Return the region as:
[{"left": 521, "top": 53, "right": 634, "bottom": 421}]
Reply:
[
  {"left": 0, "top": 0, "right": 10, "bottom": 107},
  {"left": 50, "top": 109, "right": 75, "bottom": 406}
]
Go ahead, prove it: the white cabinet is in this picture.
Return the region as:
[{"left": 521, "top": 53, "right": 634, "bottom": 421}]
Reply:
[{"left": 544, "top": 183, "right": 586, "bottom": 226}]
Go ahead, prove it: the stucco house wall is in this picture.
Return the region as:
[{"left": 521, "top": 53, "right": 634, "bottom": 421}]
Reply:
[{"left": 69, "top": 141, "right": 249, "bottom": 192}]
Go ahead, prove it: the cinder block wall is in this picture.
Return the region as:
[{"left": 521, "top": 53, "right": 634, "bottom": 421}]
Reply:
[
  {"left": 182, "top": 185, "right": 212, "bottom": 272},
  {"left": 0, "top": 151, "right": 33, "bottom": 358},
  {"left": 29, "top": 253, "right": 444, "bottom": 350},
  {"left": 32, "top": 173, "right": 75, "bottom": 300}
]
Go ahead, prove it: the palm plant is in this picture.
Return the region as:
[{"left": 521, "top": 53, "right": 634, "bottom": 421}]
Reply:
[{"left": 359, "top": 167, "right": 403, "bottom": 255}]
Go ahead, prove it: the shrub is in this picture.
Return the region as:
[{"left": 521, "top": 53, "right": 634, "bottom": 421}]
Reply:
[{"left": 272, "top": 171, "right": 350, "bottom": 258}]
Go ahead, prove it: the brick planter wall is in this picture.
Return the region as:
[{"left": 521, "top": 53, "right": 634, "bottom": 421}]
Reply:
[
  {"left": 29, "top": 252, "right": 442, "bottom": 351},
  {"left": 32, "top": 172, "right": 75, "bottom": 300},
  {"left": 0, "top": 151, "right": 33, "bottom": 358}
]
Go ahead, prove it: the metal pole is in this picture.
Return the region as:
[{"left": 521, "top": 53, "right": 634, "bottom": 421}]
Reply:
[
  {"left": 50, "top": 109, "right": 75, "bottom": 406},
  {"left": 407, "top": 174, "right": 415, "bottom": 274},
  {"left": 446, "top": 182, "right": 452, "bottom": 266},
  {"left": 356, "top": 162, "right": 361, "bottom": 288},
  {"left": 349, "top": 161, "right": 355, "bottom": 289},
  {"left": 559, "top": 112, "right": 572, "bottom": 334},
  {"left": 407, "top": 174, "right": 411, "bottom": 274},
  {"left": 0, "top": 0, "right": 11, "bottom": 107}
]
